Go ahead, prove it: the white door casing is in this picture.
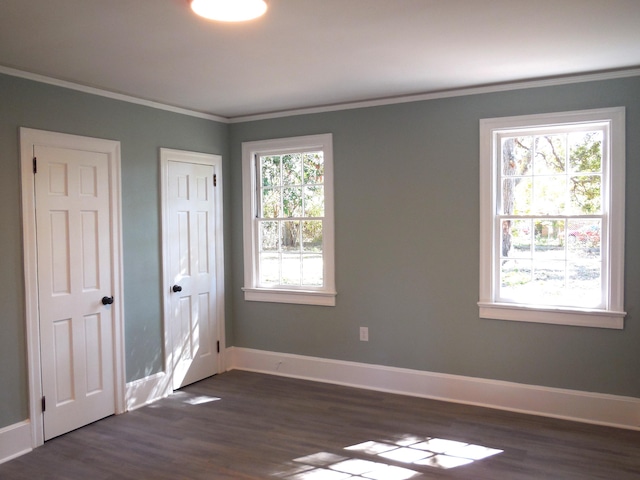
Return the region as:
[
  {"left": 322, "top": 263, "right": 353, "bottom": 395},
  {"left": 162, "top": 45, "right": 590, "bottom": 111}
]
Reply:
[
  {"left": 160, "top": 149, "right": 225, "bottom": 390},
  {"left": 20, "top": 128, "right": 125, "bottom": 446}
]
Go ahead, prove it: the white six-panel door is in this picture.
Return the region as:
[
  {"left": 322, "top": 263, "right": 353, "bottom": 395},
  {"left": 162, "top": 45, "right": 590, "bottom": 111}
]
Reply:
[
  {"left": 35, "top": 145, "right": 116, "bottom": 440},
  {"left": 161, "top": 149, "right": 224, "bottom": 390},
  {"left": 21, "top": 128, "right": 125, "bottom": 446}
]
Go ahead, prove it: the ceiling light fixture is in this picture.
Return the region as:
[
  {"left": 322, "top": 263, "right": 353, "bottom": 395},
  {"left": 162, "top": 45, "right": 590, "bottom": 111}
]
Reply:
[{"left": 190, "top": 0, "right": 268, "bottom": 22}]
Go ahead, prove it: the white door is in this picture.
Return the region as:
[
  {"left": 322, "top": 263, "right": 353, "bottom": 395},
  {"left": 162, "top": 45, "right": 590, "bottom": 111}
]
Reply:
[
  {"left": 162, "top": 150, "right": 222, "bottom": 390},
  {"left": 34, "top": 144, "right": 117, "bottom": 440}
]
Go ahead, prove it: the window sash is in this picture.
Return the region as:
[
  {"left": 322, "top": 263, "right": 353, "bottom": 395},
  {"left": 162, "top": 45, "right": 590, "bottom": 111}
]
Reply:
[
  {"left": 255, "top": 217, "right": 326, "bottom": 289},
  {"left": 493, "top": 215, "right": 607, "bottom": 309}
]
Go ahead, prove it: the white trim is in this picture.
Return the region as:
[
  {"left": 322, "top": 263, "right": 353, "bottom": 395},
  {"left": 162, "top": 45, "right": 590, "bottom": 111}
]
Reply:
[
  {"left": 0, "top": 421, "right": 32, "bottom": 465},
  {"left": 227, "top": 347, "right": 640, "bottom": 431},
  {"left": 125, "top": 372, "right": 171, "bottom": 411},
  {"left": 478, "top": 302, "right": 625, "bottom": 329},
  {"left": 159, "top": 148, "right": 227, "bottom": 390},
  {"left": 229, "top": 68, "right": 640, "bottom": 123},
  {"left": 478, "top": 107, "right": 626, "bottom": 328},
  {"left": 3, "top": 64, "right": 638, "bottom": 124},
  {"left": 20, "top": 128, "right": 126, "bottom": 448},
  {"left": 241, "top": 134, "right": 336, "bottom": 306},
  {"left": 242, "top": 287, "right": 337, "bottom": 306},
  {"left": 0, "top": 66, "right": 227, "bottom": 123}
]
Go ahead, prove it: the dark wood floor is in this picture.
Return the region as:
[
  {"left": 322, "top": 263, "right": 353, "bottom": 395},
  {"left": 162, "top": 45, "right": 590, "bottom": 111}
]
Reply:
[{"left": 2, "top": 370, "right": 640, "bottom": 479}]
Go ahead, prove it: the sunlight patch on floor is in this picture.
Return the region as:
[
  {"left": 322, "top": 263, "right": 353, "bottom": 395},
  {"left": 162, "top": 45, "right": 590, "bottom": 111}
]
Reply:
[
  {"left": 172, "top": 391, "right": 221, "bottom": 405},
  {"left": 274, "top": 433, "right": 503, "bottom": 479}
]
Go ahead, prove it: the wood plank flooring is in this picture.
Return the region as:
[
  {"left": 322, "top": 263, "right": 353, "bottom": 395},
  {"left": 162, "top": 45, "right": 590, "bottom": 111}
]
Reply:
[{"left": 1, "top": 370, "right": 639, "bottom": 479}]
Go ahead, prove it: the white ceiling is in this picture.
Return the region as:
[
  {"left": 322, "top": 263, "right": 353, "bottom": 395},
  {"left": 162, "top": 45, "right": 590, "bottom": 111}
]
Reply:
[{"left": 1, "top": 0, "right": 639, "bottom": 120}]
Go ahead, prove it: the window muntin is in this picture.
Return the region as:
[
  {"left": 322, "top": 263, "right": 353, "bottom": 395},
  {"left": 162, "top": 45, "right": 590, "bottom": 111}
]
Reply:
[
  {"left": 242, "top": 134, "right": 335, "bottom": 306},
  {"left": 479, "top": 108, "right": 625, "bottom": 329}
]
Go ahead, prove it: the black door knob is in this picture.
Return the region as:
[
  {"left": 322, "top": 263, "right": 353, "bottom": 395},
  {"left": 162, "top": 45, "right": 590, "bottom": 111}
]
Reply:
[
  {"left": 172, "top": 285, "right": 182, "bottom": 293},
  {"left": 102, "top": 296, "right": 114, "bottom": 305}
]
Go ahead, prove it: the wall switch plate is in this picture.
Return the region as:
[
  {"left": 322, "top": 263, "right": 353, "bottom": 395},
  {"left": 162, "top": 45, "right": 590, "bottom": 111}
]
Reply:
[{"left": 359, "top": 326, "right": 369, "bottom": 341}]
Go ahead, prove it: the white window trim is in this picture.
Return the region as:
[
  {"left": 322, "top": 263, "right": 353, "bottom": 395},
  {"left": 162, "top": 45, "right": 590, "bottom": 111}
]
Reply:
[
  {"left": 479, "top": 107, "right": 626, "bottom": 329},
  {"left": 242, "top": 133, "right": 336, "bottom": 306}
]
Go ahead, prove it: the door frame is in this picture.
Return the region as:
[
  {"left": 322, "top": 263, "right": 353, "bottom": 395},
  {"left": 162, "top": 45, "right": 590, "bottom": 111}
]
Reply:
[
  {"left": 20, "top": 128, "right": 126, "bottom": 447},
  {"left": 159, "top": 148, "right": 226, "bottom": 390}
]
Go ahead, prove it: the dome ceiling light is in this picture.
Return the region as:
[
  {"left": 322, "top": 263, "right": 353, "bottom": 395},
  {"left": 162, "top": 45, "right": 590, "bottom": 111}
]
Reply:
[{"left": 190, "top": 0, "right": 268, "bottom": 22}]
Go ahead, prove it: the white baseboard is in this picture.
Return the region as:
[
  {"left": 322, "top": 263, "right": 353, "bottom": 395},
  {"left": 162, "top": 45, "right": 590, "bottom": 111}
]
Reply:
[
  {"left": 0, "top": 420, "right": 32, "bottom": 465},
  {"left": 226, "top": 347, "right": 640, "bottom": 431},
  {"left": 125, "top": 371, "right": 172, "bottom": 411}
]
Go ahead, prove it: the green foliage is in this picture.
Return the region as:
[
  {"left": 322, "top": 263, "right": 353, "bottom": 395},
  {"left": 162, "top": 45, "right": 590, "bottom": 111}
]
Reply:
[
  {"left": 569, "top": 132, "right": 602, "bottom": 213},
  {"left": 502, "top": 132, "right": 601, "bottom": 218},
  {"left": 569, "top": 132, "right": 601, "bottom": 172}
]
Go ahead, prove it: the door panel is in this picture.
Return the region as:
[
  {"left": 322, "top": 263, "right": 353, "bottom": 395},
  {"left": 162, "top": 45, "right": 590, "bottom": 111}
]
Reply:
[
  {"left": 168, "top": 160, "right": 218, "bottom": 389},
  {"left": 35, "top": 145, "right": 115, "bottom": 440}
]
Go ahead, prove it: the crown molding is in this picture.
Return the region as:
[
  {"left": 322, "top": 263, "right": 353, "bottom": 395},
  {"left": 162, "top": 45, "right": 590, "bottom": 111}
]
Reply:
[
  {"left": 0, "top": 65, "right": 228, "bottom": 123},
  {"left": 230, "top": 68, "right": 640, "bottom": 123}
]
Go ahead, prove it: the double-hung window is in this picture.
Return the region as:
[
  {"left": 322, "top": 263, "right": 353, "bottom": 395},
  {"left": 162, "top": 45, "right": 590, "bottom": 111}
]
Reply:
[
  {"left": 479, "top": 108, "right": 625, "bottom": 328},
  {"left": 242, "top": 134, "right": 336, "bottom": 306}
]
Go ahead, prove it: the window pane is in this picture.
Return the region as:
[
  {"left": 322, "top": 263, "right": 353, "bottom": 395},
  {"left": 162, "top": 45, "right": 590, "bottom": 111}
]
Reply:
[
  {"left": 283, "top": 154, "right": 302, "bottom": 185},
  {"left": 303, "top": 152, "right": 324, "bottom": 184},
  {"left": 282, "top": 220, "right": 300, "bottom": 252},
  {"left": 501, "top": 219, "right": 531, "bottom": 259},
  {"left": 261, "top": 155, "right": 281, "bottom": 187},
  {"left": 302, "top": 254, "right": 323, "bottom": 286},
  {"left": 567, "top": 260, "right": 602, "bottom": 307},
  {"left": 567, "top": 219, "right": 601, "bottom": 259},
  {"left": 283, "top": 187, "right": 303, "bottom": 217},
  {"left": 500, "top": 259, "right": 532, "bottom": 300},
  {"left": 302, "top": 220, "right": 323, "bottom": 252},
  {"left": 259, "top": 253, "right": 280, "bottom": 286},
  {"left": 534, "top": 219, "right": 565, "bottom": 260},
  {"left": 501, "top": 136, "right": 532, "bottom": 176},
  {"left": 569, "top": 131, "right": 602, "bottom": 173},
  {"left": 502, "top": 258, "right": 602, "bottom": 308},
  {"left": 532, "top": 175, "right": 565, "bottom": 215},
  {"left": 281, "top": 254, "right": 301, "bottom": 285},
  {"left": 569, "top": 174, "right": 601, "bottom": 214},
  {"left": 533, "top": 260, "right": 567, "bottom": 302},
  {"left": 304, "top": 185, "right": 324, "bottom": 217},
  {"left": 259, "top": 221, "right": 279, "bottom": 252},
  {"left": 261, "top": 187, "right": 281, "bottom": 218},
  {"left": 534, "top": 135, "right": 566, "bottom": 175},
  {"left": 502, "top": 177, "right": 532, "bottom": 215}
]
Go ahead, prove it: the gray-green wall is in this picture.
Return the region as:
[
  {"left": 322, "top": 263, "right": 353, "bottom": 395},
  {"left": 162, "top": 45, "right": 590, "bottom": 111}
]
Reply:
[
  {"left": 229, "top": 76, "right": 640, "bottom": 398},
  {"left": 0, "top": 73, "right": 230, "bottom": 427},
  {"left": 1, "top": 71, "right": 639, "bottom": 431}
]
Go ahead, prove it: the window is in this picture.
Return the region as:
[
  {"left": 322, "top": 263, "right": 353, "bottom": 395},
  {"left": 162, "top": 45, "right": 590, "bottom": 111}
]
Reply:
[
  {"left": 242, "top": 134, "right": 336, "bottom": 306},
  {"left": 479, "top": 108, "right": 625, "bottom": 328}
]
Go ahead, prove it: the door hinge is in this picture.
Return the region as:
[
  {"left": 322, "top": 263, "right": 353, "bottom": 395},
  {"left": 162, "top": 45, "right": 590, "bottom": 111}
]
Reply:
[
  {"left": 41, "top": 396, "right": 46, "bottom": 412},
  {"left": 33, "top": 157, "right": 37, "bottom": 174},
  {"left": 216, "top": 340, "right": 220, "bottom": 353},
  {"left": 213, "top": 174, "right": 217, "bottom": 187}
]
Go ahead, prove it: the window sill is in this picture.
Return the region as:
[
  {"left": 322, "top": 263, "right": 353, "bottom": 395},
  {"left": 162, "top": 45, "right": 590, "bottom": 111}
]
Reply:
[
  {"left": 243, "top": 287, "right": 337, "bottom": 306},
  {"left": 478, "top": 302, "right": 625, "bottom": 329}
]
